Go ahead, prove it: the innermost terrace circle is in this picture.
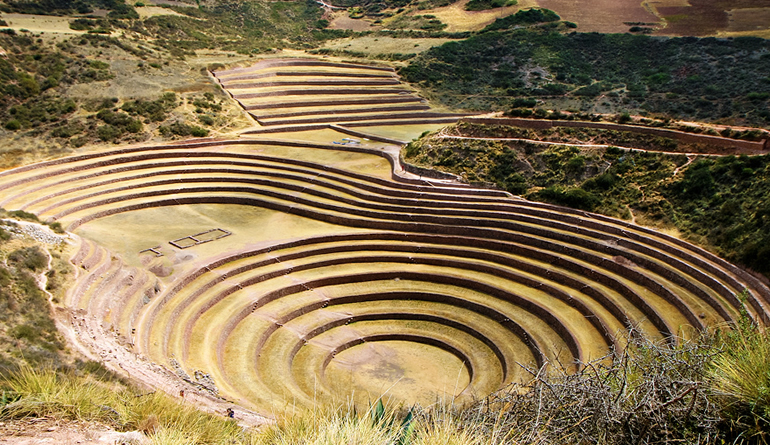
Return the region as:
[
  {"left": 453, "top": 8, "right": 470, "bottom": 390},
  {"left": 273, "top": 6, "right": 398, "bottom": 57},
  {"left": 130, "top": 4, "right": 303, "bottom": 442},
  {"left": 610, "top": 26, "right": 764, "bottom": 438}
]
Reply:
[{"left": 323, "top": 340, "right": 471, "bottom": 406}]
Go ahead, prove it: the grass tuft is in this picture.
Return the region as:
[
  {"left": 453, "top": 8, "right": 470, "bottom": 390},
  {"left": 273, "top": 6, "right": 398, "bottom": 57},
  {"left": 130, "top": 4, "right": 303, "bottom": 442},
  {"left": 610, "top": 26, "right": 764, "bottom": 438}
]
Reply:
[
  {"left": 1, "top": 365, "right": 249, "bottom": 444},
  {"left": 709, "top": 311, "right": 770, "bottom": 443}
]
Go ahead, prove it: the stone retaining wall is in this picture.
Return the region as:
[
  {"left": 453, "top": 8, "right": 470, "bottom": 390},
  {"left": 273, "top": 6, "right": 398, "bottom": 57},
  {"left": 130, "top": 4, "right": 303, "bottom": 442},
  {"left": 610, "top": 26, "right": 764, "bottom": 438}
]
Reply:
[{"left": 463, "top": 117, "right": 768, "bottom": 152}]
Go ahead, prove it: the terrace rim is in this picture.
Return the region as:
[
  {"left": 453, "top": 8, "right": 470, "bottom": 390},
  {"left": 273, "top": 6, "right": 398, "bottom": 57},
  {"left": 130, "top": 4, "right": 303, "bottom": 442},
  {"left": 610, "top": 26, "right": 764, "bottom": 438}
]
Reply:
[{"left": 1, "top": 133, "right": 769, "bottom": 415}]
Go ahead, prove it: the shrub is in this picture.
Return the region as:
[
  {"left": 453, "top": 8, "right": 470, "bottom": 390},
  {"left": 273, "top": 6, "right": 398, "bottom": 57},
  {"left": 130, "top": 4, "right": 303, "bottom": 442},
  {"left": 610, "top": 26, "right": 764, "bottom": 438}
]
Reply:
[
  {"left": 511, "top": 98, "right": 537, "bottom": 108},
  {"left": 673, "top": 159, "right": 715, "bottom": 198},
  {"left": 48, "top": 222, "right": 64, "bottom": 234},
  {"left": 4, "top": 119, "right": 21, "bottom": 131},
  {"left": 463, "top": 332, "right": 719, "bottom": 444},
  {"left": 69, "top": 18, "right": 96, "bottom": 31},
  {"left": 160, "top": 122, "right": 209, "bottom": 137},
  {"left": 10, "top": 324, "right": 39, "bottom": 341},
  {"left": 565, "top": 155, "right": 586, "bottom": 174},
  {"left": 746, "top": 92, "right": 770, "bottom": 101},
  {"left": 617, "top": 111, "right": 632, "bottom": 123},
  {"left": 465, "top": 0, "right": 516, "bottom": 11},
  {"left": 88, "top": 60, "right": 110, "bottom": 70},
  {"left": 8, "top": 210, "right": 38, "bottom": 221},
  {"left": 96, "top": 109, "right": 143, "bottom": 136},
  {"left": 536, "top": 186, "right": 598, "bottom": 210},
  {"left": 709, "top": 309, "right": 770, "bottom": 442},
  {"left": 190, "top": 126, "right": 209, "bottom": 137},
  {"left": 482, "top": 8, "right": 560, "bottom": 31},
  {"left": 97, "top": 124, "right": 122, "bottom": 141},
  {"left": 8, "top": 247, "right": 48, "bottom": 272},
  {"left": 121, "top": 92, "right": 176, "bottom": 122}
]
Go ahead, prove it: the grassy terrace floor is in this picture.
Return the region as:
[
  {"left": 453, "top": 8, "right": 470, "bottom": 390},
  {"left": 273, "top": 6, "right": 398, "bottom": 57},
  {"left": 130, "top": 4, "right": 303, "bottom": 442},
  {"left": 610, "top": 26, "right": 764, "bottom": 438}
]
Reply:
[{"left": 213, "top": 59, "right": 469, "bottom": 131}]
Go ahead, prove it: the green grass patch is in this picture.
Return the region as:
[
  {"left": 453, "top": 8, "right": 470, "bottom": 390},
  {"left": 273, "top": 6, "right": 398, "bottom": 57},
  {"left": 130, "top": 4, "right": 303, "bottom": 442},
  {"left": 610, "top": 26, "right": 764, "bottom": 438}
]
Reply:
[
  {"left": 400, "top": 28, "right": 770, "bottom": 126},
  {"left": 1, "top": 365, "right": 247, "bottom": 444},
  {"left": 465, "top": 0, "right": 516, "bottom": 11},
  {"left": 404, "top": 123, "right": 770, "bottom": 278}
]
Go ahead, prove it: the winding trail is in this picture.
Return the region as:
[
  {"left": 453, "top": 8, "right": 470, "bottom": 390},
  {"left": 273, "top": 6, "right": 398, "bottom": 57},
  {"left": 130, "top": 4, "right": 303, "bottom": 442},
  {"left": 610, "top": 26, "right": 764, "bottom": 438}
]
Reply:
[{"left": 434, "top": 135, "right": 726, "bottom": 157}]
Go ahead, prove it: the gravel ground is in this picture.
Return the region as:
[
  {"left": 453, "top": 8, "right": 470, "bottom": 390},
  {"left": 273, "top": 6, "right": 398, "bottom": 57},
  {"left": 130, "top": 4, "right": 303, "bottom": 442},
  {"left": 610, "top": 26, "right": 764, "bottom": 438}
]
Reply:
[{"left": 1, "top": 219, "right": 69, "bottom": 246}]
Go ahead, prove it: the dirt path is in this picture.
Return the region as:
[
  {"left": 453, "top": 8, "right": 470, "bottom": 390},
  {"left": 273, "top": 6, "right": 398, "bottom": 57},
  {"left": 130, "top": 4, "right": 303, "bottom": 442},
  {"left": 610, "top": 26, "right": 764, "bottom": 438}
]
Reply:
[
  {"left": 672, "top": 155, "right": 695, "bottom": 177},
  {"left": 627, "top": 206, "right": 637, "bottom": 225},
  {"left": 0, "top": 417, "right": 138, "bottom": 445},
  {"left": 53, "top": 234, "right": 269, "bottom": 429},
  {"left": 435, "top": 135, "right": 726, "bottom": 157}
]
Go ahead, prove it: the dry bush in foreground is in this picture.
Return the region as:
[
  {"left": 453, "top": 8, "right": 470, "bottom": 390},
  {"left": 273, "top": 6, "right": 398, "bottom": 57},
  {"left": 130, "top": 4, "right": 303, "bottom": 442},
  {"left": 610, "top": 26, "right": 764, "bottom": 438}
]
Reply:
[{"left": 462, "top": 331, "right": 722, "bottom": 445}]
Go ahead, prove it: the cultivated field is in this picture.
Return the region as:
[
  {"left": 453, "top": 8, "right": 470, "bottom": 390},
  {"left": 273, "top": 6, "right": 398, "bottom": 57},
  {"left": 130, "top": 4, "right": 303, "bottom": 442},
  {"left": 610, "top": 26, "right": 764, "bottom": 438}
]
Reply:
[
  {"left": 1, "top": 59, "right": 769, "bottom": 418},
  {"left": 646, "top": 0, "right": 770, "bottom": 36},
  {"left": 537, "top": 0, "right": 658, "bottom": 33}
]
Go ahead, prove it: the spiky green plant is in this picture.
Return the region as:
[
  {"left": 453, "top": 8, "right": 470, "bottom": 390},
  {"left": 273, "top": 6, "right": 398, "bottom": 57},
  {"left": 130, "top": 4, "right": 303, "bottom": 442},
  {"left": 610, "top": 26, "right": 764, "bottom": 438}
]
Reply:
[
  {"left": 709, "top": 306, "right": 770, "bottom": 444},
  {"left": 1, "top": 365, "right": 251, "bottom": 445}
]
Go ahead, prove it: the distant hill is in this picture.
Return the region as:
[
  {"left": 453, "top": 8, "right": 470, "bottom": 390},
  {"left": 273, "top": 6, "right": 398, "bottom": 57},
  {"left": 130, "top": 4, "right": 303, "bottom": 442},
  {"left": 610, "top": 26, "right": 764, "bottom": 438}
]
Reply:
[{"left": 400, "top": 27, "right": 770, "bottom": 127}]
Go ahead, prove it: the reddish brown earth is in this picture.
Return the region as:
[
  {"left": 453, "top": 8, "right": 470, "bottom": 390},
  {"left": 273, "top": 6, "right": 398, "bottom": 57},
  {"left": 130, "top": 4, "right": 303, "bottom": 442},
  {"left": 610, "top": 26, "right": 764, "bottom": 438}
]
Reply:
[
  {"left": 538, "top": 0, "right": 659, "bottom": 33},
  {"left": 0, "top": 417, "right": 139, "bottom": 445},
  {"left": 655, "top": 0, "right": 770, "bottom": 35}
]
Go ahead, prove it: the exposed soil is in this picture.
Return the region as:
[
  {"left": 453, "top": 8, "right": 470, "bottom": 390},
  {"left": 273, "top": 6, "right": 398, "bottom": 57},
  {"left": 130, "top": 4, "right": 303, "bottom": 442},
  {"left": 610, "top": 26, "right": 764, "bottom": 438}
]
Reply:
[
  {"left": 328, "top": 13, "right": 378, "bottom": 31},
  {"left": 537, "top": 0, "right": 659, "bottom": 33},
  {"left": 320, "top": 37, "right": 457, "bottom": 55},
  {"left": 0, "top": 14, "right": 87, "bottom": 35},
  {"left": 652, "top": 0, "right": 770, "bottom": 36},
  {"left": 420, "top": 0, "right": 534, "bottom": 33},
  {"left": 726, "top": 7, "right": 770, "bottom": 32},
  {"left": 134, "top": 6, "right": 185, "bottom": 19},
  {"left": 0, "top": 417, "right": 130, "bottom": 445}
]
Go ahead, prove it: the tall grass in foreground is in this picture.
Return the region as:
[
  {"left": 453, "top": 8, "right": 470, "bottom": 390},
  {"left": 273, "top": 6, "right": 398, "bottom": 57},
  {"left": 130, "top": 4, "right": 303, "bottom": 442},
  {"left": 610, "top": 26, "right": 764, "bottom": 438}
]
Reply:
[
  {"left": 709, "top": 315, "right": 770, "bottom": 444},
  {"left": 0, "top": 365, "right": 249, "bottom": 445},
  {"left": 255, "top": 399, "right": 483, "bottom": 445},
  {"left": 0, "top": 366, "right": 484, "bottom": 445}
]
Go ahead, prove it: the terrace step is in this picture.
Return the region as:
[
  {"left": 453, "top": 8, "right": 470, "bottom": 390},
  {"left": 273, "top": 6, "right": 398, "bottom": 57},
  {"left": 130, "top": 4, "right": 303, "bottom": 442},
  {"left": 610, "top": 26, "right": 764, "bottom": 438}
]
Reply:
[
  {"left": 253, "top": 111, "right": 467, "bottom": 127},
  {"left": 2, "top": 135, "right": 768, "bottom": 414},
  {"left": 38, "top": 181, "right": 750, "bottom": 326}
]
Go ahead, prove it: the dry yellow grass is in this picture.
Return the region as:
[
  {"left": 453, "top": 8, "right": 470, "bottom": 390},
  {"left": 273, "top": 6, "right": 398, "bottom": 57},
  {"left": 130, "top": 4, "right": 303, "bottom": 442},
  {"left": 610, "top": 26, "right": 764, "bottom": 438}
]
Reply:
[
  {"left": 356, "top": 123, "right": 454, "bottom": 142},
  {"left": 320, "top": 36, "right": 459, "bottom": 55},
  {"left": 643, "top": 0, "right": 690, "bottom": 7},
  {"left": 328, "top": 12, "right": 379, "bottom": 31},
  {"left": 135, "top": 5, "right": 185, "bottom": 18},
  {"left": 416, "top": 0, "right": 538, "bottom": 32},
  {"left": 0, "top": 13, "right": 88, "bottom": 34}
]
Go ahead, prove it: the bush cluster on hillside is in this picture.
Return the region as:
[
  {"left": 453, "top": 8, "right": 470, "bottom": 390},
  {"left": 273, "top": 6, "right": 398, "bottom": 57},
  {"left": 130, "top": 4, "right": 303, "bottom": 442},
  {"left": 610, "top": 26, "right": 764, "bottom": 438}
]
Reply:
[
  {"left": 400, "top": 28, "right": 770, "bottom": 127},
  {"left": 0, "top": 222, "right": 66, "bottom": 370},
  {"left": 464, "top": 0, "right": 516, "bottom": 11},
  {"left": 0, "top": 0, "right": 138, "bottom": 18},
  {"left": 405, "top": 123, "right": 770, "bottom": 278}
]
